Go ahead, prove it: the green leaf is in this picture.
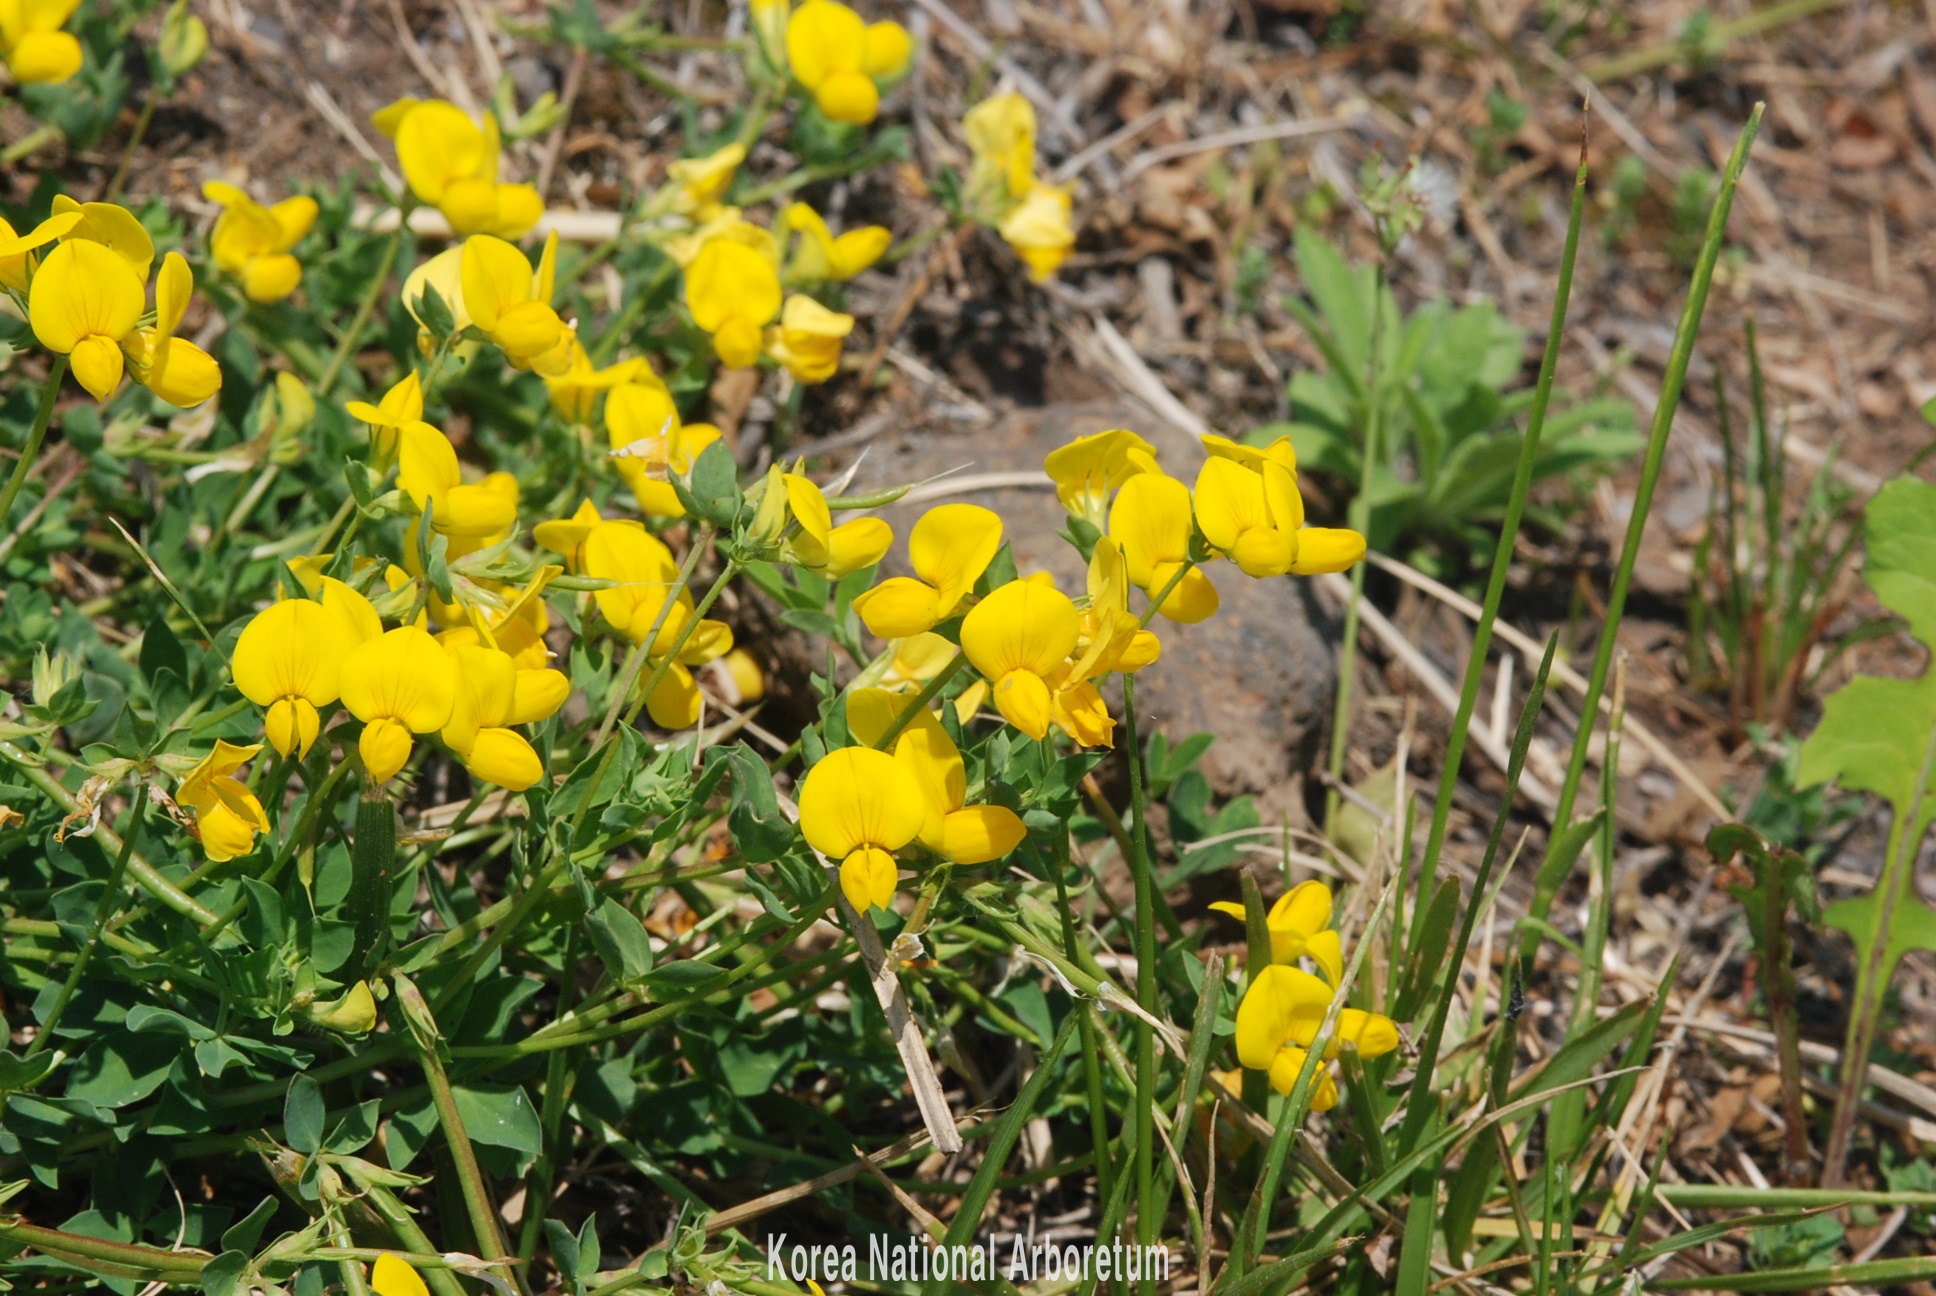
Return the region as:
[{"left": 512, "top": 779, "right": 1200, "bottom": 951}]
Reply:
[
  {"left": 451, "top": 1084, "right": 543, "bottom": 1160},
  {"left": 200, "top": 1250, "right": 247, "bottom": 1296},
  {"left": 283, "top": 1075, "right": 324, "bottom": 1155},
  {"left": 682, "top": 439, "right": 741, "bottom": 526},
  {"left": 705, "top": 742, "right": 795, "bottom": 863},
  {"left": 219, "top": 1198, "right": 277, "bottom": 1255},
  {"left": 138, "top": 616, "right": 186, "bottom": 686},
  {"left": 587, "top": 896, "right": 654, "bottom": 985}
]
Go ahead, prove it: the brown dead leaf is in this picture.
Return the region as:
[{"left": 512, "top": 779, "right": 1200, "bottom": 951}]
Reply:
[{"left": 1682, "top": 1085, "right": 1749, "bottom": 1153}]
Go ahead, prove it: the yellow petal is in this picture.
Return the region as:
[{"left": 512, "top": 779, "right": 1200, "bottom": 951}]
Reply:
[
  {"left": 907, "top": 503, "right": 1003, "bottom": 613},
  {"left": 154, "top": 250, "right": 193, "bottom": 341},
  {"left": 69, "top": 334, "right": 126, "bottom": 401},
  {"left": 9, "top": 29, "right": 81, "bottom": 82},
  {"left": 395, "top": 101, "right": 488, "bottom": 205},
  {"left": 1268, "top": 879, "right": 1332, "bottom": 943},
  {"left": 242, "top": 254, "right": 302, "bottom": 303},
  {"left": 263, "top": 697, "right": 320, "bottom": 758},
  {"left": 234, "top": 599, "right": 342, "bottom": 708},
  {"left": 645, "top": 660, "right": 702, "bottom": 730},
  {"left": 785, "top": 0, "right": 865, "bottom": 88},
  {"left": 462, "top": 728, "right": 544, "bottom": 791},
  {"left": 340, "top": 626, "right": 458, "bottom": 734},
  {"left": 29, "top": 237, "right": 143, "bottom": 354},
  {"left": 508, "top": 668, "right": 569, "bottom": 725},
  {"left": 960, "top": 578, "right": 1080, "bottom": 679},
  {"left": 939, "top": 805, "right": 1025, "bottom": 864},
  {"left": 853, "top": 576, "right": 944, "bottom": 640},
  {"left": 1288, "top": 528, "right": 1367, "bottom": 576},
  {"left": 371, "top": 1255, "right": 430, "bottom": 1296},
  {"left": 55, "top": 198, "right": 154, "bottom": 282},
  {"left": 685, "top": 239, "right": 781, "bottom": 333},
  {"left": 1304, "top": 929, "right": 1344, "bottom": 986},
  {"left": 1335, "top": 1008, "right": 1400, "bottom": 1059},
  {"left": 1208, "top": 901, "right": 1248, "bottom": 922},
  {"left": 358, "top": 716, "right": 416, "bottom": 784},
  {"left": 1046, "top": 427, "right": 1154, "bottom": 521},
  {"left": 459, "top": 234, "right": 536, "bottom": 331},
  {"left": 132, "top": 336, "right": 222, "bottom": 408},
  {"left": 840, "top": 846, "right": 899, "bottom": 912},
  {"left": 798, "top": 745, "right": 924, "bottom": 859},
  {"left": 1108, "top": 472, "right": 1193, "bottom": 585},
  {"left": 860, "top": 20, "right": 912, "bottom": 77},
  {"left": 990, "top": 669, "right": 1053, "bottom": 740}
]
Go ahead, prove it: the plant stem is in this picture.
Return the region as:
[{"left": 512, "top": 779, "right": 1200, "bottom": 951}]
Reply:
[
  {"left": 1411, "top": 138, "right": 1590, "bottom": 928},
  {"left": 0, "top": 358, "right": 68, "bottom": 530},
  {"left": 873, "top": 650, "right": 967, "bottom": 749},
  {"left": 623, "top": 557, "right": 742, "bottom": 731},
  {"left": 518, "top": 923, "right": 581, "bottom": 1261},
  {"left": 1522, "top": 104, "right": 1764, "bottom": 971},
  {"left": 318, "top": 221, "right": 408, "bottom": 399},
  {"left": 104, "top": 94, "right": 158, "bottom": 203},
  {"left": 1120, "top": 674, "right": 1157, "bottom": 1294},
  {"left": 28, "top": 784, "right": 148, "bottom": 1056}
]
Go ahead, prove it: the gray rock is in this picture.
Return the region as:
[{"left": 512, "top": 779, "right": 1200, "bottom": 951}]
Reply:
[{"left": 846, "top": 401, "right": 1340, "bottom": 817}]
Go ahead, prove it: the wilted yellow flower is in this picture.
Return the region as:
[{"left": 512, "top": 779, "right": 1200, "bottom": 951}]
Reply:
[
  {"left": 783, "top": 474, "right": 893, "bottom": 578},
  {"left": 203, "top": 181, "right": 318, "bottom": 303},
  {"left": 396, "top": 421, "right": 520, "bottom": 539},
  {"left": 1209, "top": 879, "right": 1342, "bottom": 982},
  {"left": 122, "top": 252, "right": 224, "bottom": 408},
  {"left": 1044, "top": 427, "right": 1155, "bottom": 529},
  {"left": 849, "top": 688, "right": 1025, "bottom": 864},
  {"left": 964, "top": 91, "right": 1037, "bottom": 206},
  {"left": 766, "top": 294, "right": 852, "bottom": 383},
  {"left": 960, "top": 577, "right": 1081, "bottom": 741},
  {"left": 178, "top": 741, "right": 270, "bottom": 862},
  {"left": 853, "top": 504, "right": 1003, "bottom": 639},
  {"left": 604, "top": 382, "right": 723, "bottom": 517},
  {"left": 461, "top": 232, "right": 572, "bottom": 376},
  {"left": 340, "top": 627, "right": 458, "bottom": 783},
  {"left": 1234, "top": 964, "right": 1397, "bottom": 1099},
  {"left": 998, "top": 183, "right": 1076, "bottom": 283},
  {"left": 785, "top": 0, "right": 910, "bottom": 125},
  {"left": 1108, "top": 472, "right": 1218, "bottom": 623},
  {"left": 785, "top": 204, "right": 891, "bottom": 282},
  {"left": 384, "top": 99, "right": 542, "bottom": 239},
  {"left": 0, "top": 0, "right": 84, "bottom": 84},
  {"left": 798, "top": 745, "right": 924, "bottom": 912},
  {"left": 28, "top": 238, "right": 143, "bottom": 401},
  {"left": 686, "top": 238, "right": 782, "bottom": 368},
  {"left": 308, "top": 981, "right": 378, "bottom": 1034},
  {"left": 664, "top": 142, "right": 746, "bottom": 218},
  {"left": 582, "top": 521, "right": 733, "bottom": 729}
]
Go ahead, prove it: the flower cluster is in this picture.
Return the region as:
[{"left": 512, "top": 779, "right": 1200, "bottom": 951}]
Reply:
[
  {"left": 751, "top": 0, "right": 913, "bottom": 126},
  {"left": 963, "top": 92, "right": 1076, "bottom": 282}
]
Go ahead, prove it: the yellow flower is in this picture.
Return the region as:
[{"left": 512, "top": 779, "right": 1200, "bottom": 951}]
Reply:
[
  {"left": 849, "top": 688, "right": 1026, "bottom": 864},
  {"left": 881, "top": 631, "right": 987, "bottom": 723},
  {"left": 665, "top": 209, "right": 778, "bottom": 270},
  {"left": 1200, "top": 434, "right": 1368, "bottom": 576},
  {"left": 403, "top": 246, "right": 471, "bottom": 336},
  {"left": 370, "top": 1255, "right": 429, "bottom": 1296},
  {"left": 545, "top": 341, "right": 645, "bottom": 422},
  {"left": 178, "top": 740, "right": 270, "bottom": 862},
  {"left": 1047, "top": 538, "right": 1159, "bottom": 747},
  {"left": 233, "top": 582, "right": 381, "bottom": 757},
  {"left": 0, "top": 209, "right": 80, "bottom": 293},
  {"left": 785, "top": 0, "right": 910, "bottom": 125},
  {"left": 1108, "top": 472, "right": 1218, "bottom": 623},
  {"left": 959, "top": 577, "right": 1081, "bottom": 741},
  {"left": 852, "top": 503, "right": 1003, "bottom": 639},
  {"left": 766, "top": 294, "right": 852, "bottom": 384},
  {"left": 605, "top": 382, "right": 723, "bottom": 518},
  {"left": 397, "top": 421, "right": 520, "bottom": 539},
  {"left": 0, "top": 0, "right": 83, "bottom": 84},
  {"left": 798, "top": 745, "right": 925, "bottom": 912},
  {"left": 783, "top": 473, "right": 893, "bottom": 578},
  {"left": 533, "top": 499, "right": 605, "bottom": 573},
  {"left": 309, "top": 981, "right": 378, "bottom": 1034},
  {"left": 1193, "top": 454, "right": 1303, "bottom": 578},
  {"left": 121, "top": 252, "right": 224, "bottom": 408},
  {"left": 664, "top": 143, "right": 746, "bottom": 218},
  {"left": 720, "top": 647, "right": 766, "bottom": 703},
  {"left": 686, "top": 238, "right": 782, "bottom": 369},
  {"left": 784, "top": 204, "right": 891, "bottom": 281},
  {"left": 203, "top": 181, "right": 317, "bottom": 303},
  {"left": 345, "top": 371, "right": 424, "bottom": 460},
  {"left": 1290, "top": 528, "right": 1368, "bottom": 575},
  {"left": 750, "top": 0, "right": 790, "bottom": 70},
  {"left": 1208, "top": 879, "right": 1342, "bottom": 981},
  {"left": 386, "top": 100, "right": 543, "bottom": 239},
  {"left": 461, "top": 233, "right": 572, "bottom": 376},
  {"left": 340, "top": 626, "right": 459, "bottom": 783},
  {"left": 581, "top": 521, "right": 733, "bottom": 729},
  {"left": 53, "top": 196, "right": 154, "bottom": 281},
  {"left": 28, "top": 238, "right": 143, "bottom": 401},
  {"left": 998, "top": 183, "right": 1076, "bottom": 283},
  {"left": 1202, "top": 431, "right": 1295, "bottom": 474},
  {"left": 1234, "top": 964, "right": 1398, "bottom": 1098},
  {"left": 442, "top": 645, "right": 565, "bottom": 791},
  {"left": 1043, "top": 427, "right": 1155, "bottom": 529},
  {"left": 964, "top": 91, "right": 1037, "bottom": 206}
]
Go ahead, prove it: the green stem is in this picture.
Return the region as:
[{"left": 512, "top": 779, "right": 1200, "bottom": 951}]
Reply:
[
  {"left": 318, "top": 219, "right": 409, "bottom": 399},
  {"left": 345, "top": 787, "right": 398, "bottom": 983},
  {"left": 0, "top": 124, "right": 61, "bottom": 166},
  {"left": 518, "top": 923, "right": 581, "bottom": 1261},
  {"left": 27, "top": 784, "right": 148, "bottom": 1057},
  {"left": 361, "top": 1185, "right": 472, "bottom": 1296},
  {"left": 104, "top": 94, "right": 158, "bottom": 203},
  {"left": 1521, "top": 104, "right": 1764, "bottom": 971},
  {"left": 0, "top": 358, "right": 68, "bottom": 530},
  {"left": 1121, "top": 674, "right": 1157, "bottom": 1294},
  {"left": 873, "top": 651, "right": 967, "bottom": 749},
  {"left": 1139, "top": 559, "right": 1195, "bottom": 630},
  {"left": 622, "top": 556, "right": 741, "bottom": 732}
]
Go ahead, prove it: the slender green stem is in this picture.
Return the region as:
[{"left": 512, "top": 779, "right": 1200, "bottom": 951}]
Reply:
[
  {"left": 622, "top": 556, "right": 741, "bottom": 731},
  {"left": 1413, "top": 138, "right": 1590, "bottom": 926},
  {"left": 360, "top": 1186, "right": 473, "bottom": 1296},
  {"left": 1139, "top": 559, "right": 1195, "bottom": 630},
  {"left": 1, "top": 124, "right": 61, "bottom": 166},
  {"left": 1120, "top": 674, "right": 1157, "bottom": 1293},
  {"left": 1045, "top": 835, "right": 1114, "bottom": 1218},
  {"left": 325, "top": 1211, "right": 374, "bottom": 1296},
  {"left": 104, "top": 95, "right": 158, "bottom": 203},
  {"left": 518, "top": 923, "right": 581, "bottom": 1261},
  {"left": 318, "top": 219, "right": 409, "bottom": 399},
  {"left": 1522, "top": 104, "right": 1764, "bottom": 969},
  {"left": 0, "top": 358, "right": 69, "bottom": 530},
  {"left": 873, "top": 650, "right": 967, "bottom": 749},
  {"left": 28, "top": 785, "right": 148, "bottom": 1056}
]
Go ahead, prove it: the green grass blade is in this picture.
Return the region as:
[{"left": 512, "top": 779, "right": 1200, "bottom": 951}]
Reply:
[
  {"left": 941, "top": 1010, "right": 1080, "bottom": 1251},
  {"left": 1648, "top": 1256, "right": 1936, "bottom": 1292}
]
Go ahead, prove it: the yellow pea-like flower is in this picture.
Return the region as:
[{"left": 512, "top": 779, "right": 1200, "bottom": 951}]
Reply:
[
  {"left": 1200, "top": 434, "right": 1364, "bottom": 577},
  {"left": 686, "top": 238, "right": 782, "bottom": 369},
  {"left": 959, "top": 578, "right": 1082, "bottom": 741},
  {"left": 345, "top": 371, "right": 424, "bottom": 461},
  {"left": 1202, "top": 431, "right": 1296, "bottom": 474},
  {"left": 396, "top": 421, "right": 520, "bottom": 538},
  {"left": 798, "top": 745, "right": 925, "bottom": 912},
  {"left": 1209, "top": 879, "right": 1342, "bottom": 982},
  {"left": 786, "top": 0, "right": 909, "bottom": 125},
  {"left": 340, "top": 626, "right": 459, "bottom": 783},
  {"left": 177, "top": 741, "right": 270, "bottom": 862},
  {"left": 784, "top": 203, "right": 891, "bottom": 282},
  {"left": 545, "top": 341, "right": 646, "bottom": 423},
  {"left": 388, "top": 100, "right": 543, "bottom": 239},
  {"left": 1193, "top": 455, "right": 1304, "bottom": 578},
  {"left": 998, "top": 183, "right": 1076, "bottom": 283},
  {"left": 203, "top": 181, "right": 318, "bottom": 303},
  {"left": 767, "top": 294, "right": 853, "bottom": 384},
  {"left": 1044, "top": 426, "right": 1155, "bottom": 529},
  {"left": 0, "top": 0, "right": 84, "bottom": 84},
  {"left": 1108, "top": 472, "right": 1219, "bottom": 623},
  {"left": 232, "top": 583, "right": 380, "bottom": 757},
  {"left": 533, "top": 499, "right": 606, "bottom": 573},
  {"left": 370, "top": 1254, "right": 429, "bottom": 1296},
  {"left": 28, "top": 238, "right": 148, "bottom": 402},
  {"left": 310, "top": 981, "right": 378, "bottom": 1034},
  {"left": 580, "top": 521, "right": 732, "bottom": 729},
  {"left": 1234, "top": 964, "right": 1398, "bottom": 1098},
  {"left": 664, "top": 142, "right": 746, "bottom": 218},
  {"left": 121, "top": 251, "right": 223, "bottom": 409},
  {"left": 1267, "top": 1046, "right": 1339, "bottom": 1108},
  {"left": 0, "top": 209, "right": 80, "bottom": 293},
  {"left": 720, "top": 647, "right": 766, "bottom": 703},
  {"left": 460, "top": 232, "right": 572, "bottom": 376},
  {"left": 52, "top": 196, "right": 154, "bottom": 281},
  {"left": 403, "top": 247, "right": 472, "bottom": 336},
  {"left": 1290, "top": 528, "right": 1368, "bottom": 575},
  {"left": 441, "top": 644, "right": 562, "bottom": 792},
  {"left": 604, "top": 381, "right": 723, "bottom": 518},
  {"left": 848, "top": 688, "right": 1026, "bottom": 864},
  {"left": 964, "top": 91, "right": 1037, "bottom": 205},
  {"left": 782, "top": 474, "right": 893, "bottom": 578},
  {"left": 852, "top": 503, "right": 1003, "bottom": 639}
]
